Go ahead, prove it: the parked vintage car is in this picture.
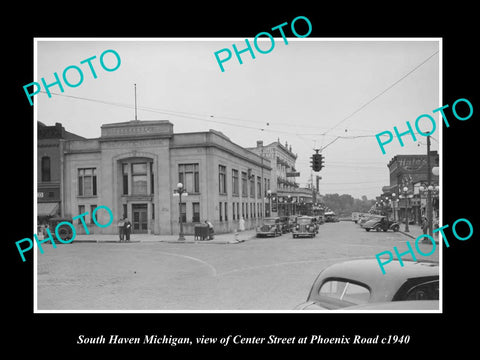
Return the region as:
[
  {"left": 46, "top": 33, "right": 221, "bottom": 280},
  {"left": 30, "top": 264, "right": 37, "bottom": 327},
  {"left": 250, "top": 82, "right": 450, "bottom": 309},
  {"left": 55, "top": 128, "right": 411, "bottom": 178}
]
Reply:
[
  {"left": 325, "top": 212, "right": 340, "bottom": 222},
  {"left": 45, "top": 216, "right": 74, "bottom": 242},
  {"left": 358, "top": 213, "right": 383, "bottom": 226},
  {"left": 256, "top": 217, "right": 282, "bottom": 237},
  {"left": 363, "top": 216, "right": 400, "bottom": 232},
  {"left": 294, "top": 259, "right": 439, "bottom": 310},
  {"left": 292, "top": 216, "right": 317, "bottom": 238}
]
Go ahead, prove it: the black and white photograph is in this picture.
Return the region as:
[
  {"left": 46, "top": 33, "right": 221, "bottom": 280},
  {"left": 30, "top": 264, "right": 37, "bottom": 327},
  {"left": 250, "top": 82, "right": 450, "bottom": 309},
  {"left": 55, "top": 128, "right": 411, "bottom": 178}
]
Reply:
[
  {"left": 34, "top": 38, "right": 441, "bottom": 312},
  {"left": 7, "top": 6, "right": 478, "bottom": 356}
]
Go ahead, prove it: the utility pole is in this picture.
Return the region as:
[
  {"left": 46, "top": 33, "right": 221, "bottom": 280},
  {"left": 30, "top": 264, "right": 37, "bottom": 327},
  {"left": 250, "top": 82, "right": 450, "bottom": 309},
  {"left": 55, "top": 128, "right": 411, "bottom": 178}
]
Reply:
[
  {"left": 134, "top": 83, "right": 138, "bottom": 121},
  {"left": 426, "top": 135, "right": 433, "bottom": 238}
]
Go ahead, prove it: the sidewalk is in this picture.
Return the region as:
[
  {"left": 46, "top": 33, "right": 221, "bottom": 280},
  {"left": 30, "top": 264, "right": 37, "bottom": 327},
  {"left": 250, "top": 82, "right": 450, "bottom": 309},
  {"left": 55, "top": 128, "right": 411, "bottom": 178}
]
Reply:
[
  {"left": 73, "top": 229, "right": 257, "bottom": 244},
  {"left": 398, "top": 224, "right": 439, "bottom": 244}
]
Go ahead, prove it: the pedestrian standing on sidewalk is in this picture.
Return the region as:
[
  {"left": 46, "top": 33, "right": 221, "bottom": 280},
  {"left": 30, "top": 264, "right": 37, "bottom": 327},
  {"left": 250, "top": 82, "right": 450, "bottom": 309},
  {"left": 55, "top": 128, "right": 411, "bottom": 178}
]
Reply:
[
  {"left": 118, "top": 218, "right": 125, "bottom": 242},
  {"left": 239, "top": 216, "right": 245, "bottom": 232},
  {"left": 421, "top": 216, "right": 429, "bottom": 235},
  {"left": 124, "top": 217, "right": 132, "bottom": 241}
]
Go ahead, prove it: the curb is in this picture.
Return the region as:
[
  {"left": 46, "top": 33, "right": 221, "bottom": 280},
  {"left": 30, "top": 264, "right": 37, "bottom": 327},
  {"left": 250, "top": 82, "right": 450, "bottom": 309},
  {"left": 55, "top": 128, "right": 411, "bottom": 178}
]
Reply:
[{"left": 398, "top": 231, "right": 439, "bottom": 244}]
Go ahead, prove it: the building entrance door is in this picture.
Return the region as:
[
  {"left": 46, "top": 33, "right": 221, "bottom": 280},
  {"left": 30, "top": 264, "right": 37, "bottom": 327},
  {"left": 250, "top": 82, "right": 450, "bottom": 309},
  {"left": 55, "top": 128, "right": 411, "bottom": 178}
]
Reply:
[{"left": 132, "top": 204, "right": 148, "bottom": 233}]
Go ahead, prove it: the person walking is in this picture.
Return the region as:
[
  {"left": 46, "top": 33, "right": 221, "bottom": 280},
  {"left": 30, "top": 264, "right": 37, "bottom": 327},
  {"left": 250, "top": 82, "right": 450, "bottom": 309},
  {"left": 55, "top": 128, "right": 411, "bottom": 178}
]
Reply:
[
  {"left": 421, "top": 216, "right": 428, "bottom": 235},
  {"left": 239, "top": 216, "right": 245, "bottom": 232},
  {"left": 118, "top": 218, "right": 125, "bottom": 242},
  {"left": 124, "top": 217, "right": 132, "bottom": 241}
]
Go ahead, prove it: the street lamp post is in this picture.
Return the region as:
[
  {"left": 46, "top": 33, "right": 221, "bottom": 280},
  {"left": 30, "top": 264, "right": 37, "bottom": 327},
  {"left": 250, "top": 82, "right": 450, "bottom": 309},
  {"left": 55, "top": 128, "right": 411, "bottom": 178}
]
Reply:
[
  {"left": 399, "top": 186, "right": 412, "bottom": 232},
  {"left": 266, "top": 189, "right": 272, "bottom": 217},
  {"left": 419, "top": 182, "right": 439, "bottom": 239},
  {"left": 391, "top": 193, "right": 397, "bottom": 221},
  {"left": 174, "top": 182, "right": 188, "bottom": 241}
]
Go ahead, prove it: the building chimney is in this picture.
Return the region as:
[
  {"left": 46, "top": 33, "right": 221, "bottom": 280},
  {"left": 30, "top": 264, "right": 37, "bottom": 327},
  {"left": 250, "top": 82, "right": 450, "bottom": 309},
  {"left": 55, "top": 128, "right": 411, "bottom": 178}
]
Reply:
[{"left": 257, "top": 140, "right": 263, "bottom": 148}]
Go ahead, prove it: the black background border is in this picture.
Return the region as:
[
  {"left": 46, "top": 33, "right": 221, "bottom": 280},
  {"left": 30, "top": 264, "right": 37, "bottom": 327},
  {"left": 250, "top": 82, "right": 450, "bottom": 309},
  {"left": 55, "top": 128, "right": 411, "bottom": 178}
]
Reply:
[{"left": 7, "top": 4, "right": 478, "bottom": 355}]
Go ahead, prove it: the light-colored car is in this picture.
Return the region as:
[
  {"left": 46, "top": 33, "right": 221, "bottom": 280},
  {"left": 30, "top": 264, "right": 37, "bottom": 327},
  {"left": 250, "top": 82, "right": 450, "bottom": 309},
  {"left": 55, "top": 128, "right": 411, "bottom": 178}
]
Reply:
[{"left": 294, "top": 259, "right": 439, "bottom": 310}]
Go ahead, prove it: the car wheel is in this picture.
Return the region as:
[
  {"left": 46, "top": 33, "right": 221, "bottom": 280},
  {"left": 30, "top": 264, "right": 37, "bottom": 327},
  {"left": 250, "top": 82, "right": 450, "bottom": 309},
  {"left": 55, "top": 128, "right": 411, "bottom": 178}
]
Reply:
[
  {"left": 375, "top": 227, "right": 382, "bottom": 232},
  {"left": 383, "top": 228, "right": 388, "bottom": 232},
  {"left": 393, "top": 226, "right": 399, "bottom": 232},
  {"left": 56, "top": 224, "right": 73, "bottom": 241},
  {"left": 365, "top": 228, "right": 370, "bottom": 232}
]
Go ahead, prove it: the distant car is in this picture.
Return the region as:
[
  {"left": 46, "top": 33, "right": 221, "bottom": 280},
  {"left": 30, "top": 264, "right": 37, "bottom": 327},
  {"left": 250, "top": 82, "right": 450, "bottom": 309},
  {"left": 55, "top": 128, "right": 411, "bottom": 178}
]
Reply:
[
  {"left": 325, "top": 212, "right": 339, "bottom": 222},
  {"left": 358, "top": 214, "right": 383, "bottom": 226},
  {"left": 292, "top": 216, "right": 317, "bottom": 238},
  {"left": 256, "top": 217, "right": 282, "bottom": 237},
  {"left": 294, "top": 259, "right": 439, "bottom": 310},
  {"left": 363, "top": 216, "right": 400, "bottom": 232}
]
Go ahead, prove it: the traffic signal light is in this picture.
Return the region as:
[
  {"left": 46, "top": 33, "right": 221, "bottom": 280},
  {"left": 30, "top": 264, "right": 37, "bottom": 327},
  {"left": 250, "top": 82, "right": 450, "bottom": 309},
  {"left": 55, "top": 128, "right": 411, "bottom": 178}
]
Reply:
[{"left": 311, "top": 153, "right": 324, "bottom": 172}]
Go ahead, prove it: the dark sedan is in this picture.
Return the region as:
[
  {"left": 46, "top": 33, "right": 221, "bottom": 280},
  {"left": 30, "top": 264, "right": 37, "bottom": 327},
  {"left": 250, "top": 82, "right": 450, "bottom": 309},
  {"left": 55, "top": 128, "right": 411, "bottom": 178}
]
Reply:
[
  {"left": 256, "top": 217, "right": 282, "bottom": 237},
  {"left": 295, "top": 259, "right": 439, "bottom": 310}
]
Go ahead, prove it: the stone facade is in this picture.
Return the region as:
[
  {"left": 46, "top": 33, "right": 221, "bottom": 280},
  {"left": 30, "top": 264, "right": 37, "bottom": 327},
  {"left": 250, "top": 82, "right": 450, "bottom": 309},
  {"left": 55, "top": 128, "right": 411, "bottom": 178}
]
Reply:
[{"left": 61, "top": 120, "right": 272, "bottom": 235}]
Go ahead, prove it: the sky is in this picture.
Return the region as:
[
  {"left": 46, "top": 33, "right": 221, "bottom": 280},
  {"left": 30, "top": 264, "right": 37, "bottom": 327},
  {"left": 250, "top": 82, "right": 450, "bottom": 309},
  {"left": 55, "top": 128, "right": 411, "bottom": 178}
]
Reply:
[{"left": 35, "top": 38, "right": 440, "bottom": 199}]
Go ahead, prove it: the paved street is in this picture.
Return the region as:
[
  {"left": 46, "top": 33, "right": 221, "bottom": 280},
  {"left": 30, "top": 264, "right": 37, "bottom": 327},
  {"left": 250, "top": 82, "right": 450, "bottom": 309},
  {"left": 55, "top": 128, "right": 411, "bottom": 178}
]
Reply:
[{"left": 37, "top": 221, "right": 439, "bottom": 311}]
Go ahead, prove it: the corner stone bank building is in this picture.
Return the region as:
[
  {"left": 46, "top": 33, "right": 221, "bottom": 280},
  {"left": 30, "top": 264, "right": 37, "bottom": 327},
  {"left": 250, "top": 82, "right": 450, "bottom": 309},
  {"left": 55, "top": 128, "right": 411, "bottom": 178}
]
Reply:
[{"left": 61, "top": 120, "right": 272, "bottom": 236}]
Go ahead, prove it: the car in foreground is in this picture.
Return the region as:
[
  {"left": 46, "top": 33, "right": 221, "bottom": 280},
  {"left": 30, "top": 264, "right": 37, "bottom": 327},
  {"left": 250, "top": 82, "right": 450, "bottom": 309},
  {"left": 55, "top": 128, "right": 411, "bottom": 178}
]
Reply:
[
  {"left": 256, "top": 217, "right": 282, "bottom": 237},
  {"left": 363, "top": 216, "right": 400, "bottom": 232},
  {"left": 294, "top": 259, "right": 438, "bottom": 310},
  {"left": 345, "top": 300, "right": 439, "bottom": 311},
  {"left": 292, "top": 216, "right": 317, "bottom": 238}
]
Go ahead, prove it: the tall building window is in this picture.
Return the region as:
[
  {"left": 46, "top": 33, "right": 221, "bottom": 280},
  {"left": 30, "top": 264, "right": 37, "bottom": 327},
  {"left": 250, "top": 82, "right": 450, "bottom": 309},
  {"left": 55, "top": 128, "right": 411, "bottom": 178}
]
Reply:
[
  {"left": 232, "top": 169, "right": 239, "bottom": 196},
  {"left": 250, "top": 175, "right": 255, "bottom": 198},
  {"left": 241, "top": 171, "right": 248, "bottom": 197},
  {"left": 90, "top": 205, "right": 97, "bottom": 224},
  {"left": 232, "top": 202, "right": 236, "bottom": 220},
  {"left": 132, "top": 163, "right": 147, "bottom": 195},
  {"left": 41, "top": 156, "right": 51, "bottom": 182},
  {"left": 150, "top": 162, "right": 154, "bottom": 194},
  {"left": 237, "top": 202, "right": 240, "bottom": 220},
  {"left": 192, "top": 202, "right": 200, "bottom": 222},
  {"left": 224, "top": 202, "right": 228, "bottom": 221},
  {"left": 78, "top": 168, "right": 97, "bottom": 196},
  {"left": 219, "top": 202, "right": 223, "bottom": 221},
  {"left": 179, "top": 164, "right": 199, "bottom": 193},
  {"left": 122, "top": 164, "right": 129, "bottom": 195},
  {"left": 78, "top": 205, "right": 85, "bottom": 224},
  {"left": 123, "top": 204, "right": 127, "bottom": 218},
  {"left": 219, "top": 165, "right": 227, "bottom": 194},
  {"left": 257, "top": 176, "right": 261, "bottom": 199},
  {"left": 180, "top": 202, "right": 186, "bottom": 223}
]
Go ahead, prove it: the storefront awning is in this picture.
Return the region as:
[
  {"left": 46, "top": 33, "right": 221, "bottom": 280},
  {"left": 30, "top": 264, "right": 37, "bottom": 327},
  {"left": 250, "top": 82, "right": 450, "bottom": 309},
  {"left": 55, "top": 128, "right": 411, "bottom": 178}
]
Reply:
[{"left": 37, "top": 202, "right": 59, "bottom": 217}]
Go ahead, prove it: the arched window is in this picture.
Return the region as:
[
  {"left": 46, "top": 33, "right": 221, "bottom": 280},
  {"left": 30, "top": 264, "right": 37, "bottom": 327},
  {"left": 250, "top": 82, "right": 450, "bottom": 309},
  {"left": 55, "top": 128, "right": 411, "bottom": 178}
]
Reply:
[{"left": 41, "top": 156, "right": 50, "bottom": 182}]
